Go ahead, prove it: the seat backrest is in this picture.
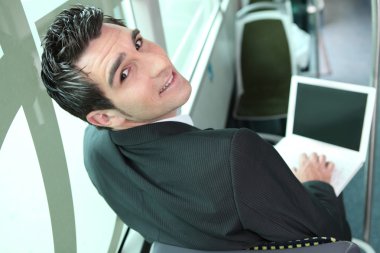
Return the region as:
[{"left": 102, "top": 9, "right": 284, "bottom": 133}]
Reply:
[
  {"left": 234, "top": 9, "right": 296, "bottom": 120},
  {"left": 149, "top": 241, "right": 361, "bottom": 253},
  {"left": 238, "top": 1, "right": 293, "bottom": 22}
]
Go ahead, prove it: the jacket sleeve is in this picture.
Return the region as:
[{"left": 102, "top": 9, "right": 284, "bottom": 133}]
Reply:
[
  {"left": 229, "top": 128, "right": 351, "bottom": 242},
  {"left": 302, "top": 181, "right": 351, "bottom": 240}
]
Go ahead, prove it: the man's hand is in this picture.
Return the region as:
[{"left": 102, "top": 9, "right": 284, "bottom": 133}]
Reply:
[{"left": 293, "top": 152, "right": 335, "bottom": 184}]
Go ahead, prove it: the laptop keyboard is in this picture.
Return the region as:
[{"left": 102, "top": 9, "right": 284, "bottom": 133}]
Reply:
[{"left": 275, "top": 136, "right": 363, "bottom": 196}]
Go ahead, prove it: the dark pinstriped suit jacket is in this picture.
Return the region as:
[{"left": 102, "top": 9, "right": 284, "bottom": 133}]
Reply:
[{"left": 83, "top": 122, "right": 351, "bottom": 250}]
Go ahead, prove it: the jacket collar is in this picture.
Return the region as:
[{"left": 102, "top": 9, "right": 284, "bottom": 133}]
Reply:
[{"left": 109, "top": 121, "right": 198, "bottom": 146}]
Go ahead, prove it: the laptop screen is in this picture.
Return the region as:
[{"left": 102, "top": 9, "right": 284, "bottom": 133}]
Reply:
[{"left": 293, "top": 83, "right": 368, "bottom": 151}]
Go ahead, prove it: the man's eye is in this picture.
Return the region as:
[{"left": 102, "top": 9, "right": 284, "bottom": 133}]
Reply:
[
  {"left": 135, "top": 38, "right": 143, "bottom": 50},
  {"left": 121, "top": 68, "right": 129, "bottom": 82}
]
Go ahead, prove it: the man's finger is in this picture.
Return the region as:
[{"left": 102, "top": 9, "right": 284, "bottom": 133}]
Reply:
[
  {"left": 326, "top": 161, "right": 335, "bottom": 170},
  {"left": 319, "top": 154, "right": 326, "bottom": 165},
  {"left": 299, "top": 153, "right": 308, "bottom": 166},
  {"left": 310, "top": 152, "right": 318, "bottom": 163}
]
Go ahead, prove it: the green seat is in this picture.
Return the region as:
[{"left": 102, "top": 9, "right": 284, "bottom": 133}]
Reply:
[{"left": 233, "top": 6, "right": 296, "bottom": 138}]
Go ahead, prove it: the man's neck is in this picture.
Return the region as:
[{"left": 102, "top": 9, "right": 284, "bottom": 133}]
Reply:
[{"left": 111, "top": 110, "right": 179, "bottom": 131}]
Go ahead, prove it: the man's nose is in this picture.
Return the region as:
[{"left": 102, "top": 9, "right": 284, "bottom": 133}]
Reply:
[{"left": 142, "top": 53, "right": 171, "bottom": 79}]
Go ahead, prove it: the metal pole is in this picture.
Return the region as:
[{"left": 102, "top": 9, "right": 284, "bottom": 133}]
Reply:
[
  {"left": 314, "top": 1, "right": 321, "bottom": 78},
  {"left": 363, "top": 0, "right": 380, "bottom": 243},
  {"left": 307, "top": 0, "right": 321, "bottom": 77}
]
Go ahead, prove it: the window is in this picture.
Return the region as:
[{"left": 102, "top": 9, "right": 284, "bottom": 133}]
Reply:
[{"left": 158, "top": 0, "right": 220, "bottom": 80}]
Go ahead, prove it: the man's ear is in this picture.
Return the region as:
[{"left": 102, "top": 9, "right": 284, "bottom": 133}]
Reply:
[
  {"left": 86, "top": 110, "right": 114, "bottom": 127},
  {"left": 86, "top": 109, "right": 130, "bottom": 129},
  {"left": 86, "top": 110, "right": 145, "bottom": 130}
]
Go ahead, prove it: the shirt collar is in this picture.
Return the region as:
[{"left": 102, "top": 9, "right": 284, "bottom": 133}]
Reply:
[{"left": 155, "top": 114, "right": 194, "bottom": 126}]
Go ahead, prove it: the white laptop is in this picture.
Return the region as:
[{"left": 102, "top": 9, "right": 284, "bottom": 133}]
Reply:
[{"left": 275, "top": 76, "right": 376, "bottom": 196}]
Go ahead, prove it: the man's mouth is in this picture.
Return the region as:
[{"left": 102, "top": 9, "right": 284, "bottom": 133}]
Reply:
[{"left": 159, "top": 73, "right": 174, "bottom": 94}]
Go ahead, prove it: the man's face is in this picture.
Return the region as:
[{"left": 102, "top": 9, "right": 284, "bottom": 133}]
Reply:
[{"left": 76, "top": 23, "right": 191, "bottom": 128}]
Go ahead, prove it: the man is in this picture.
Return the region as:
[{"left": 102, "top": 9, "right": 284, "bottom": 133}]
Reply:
[{"left": 41, "top": 5, "right": 351, "bottom": 250}]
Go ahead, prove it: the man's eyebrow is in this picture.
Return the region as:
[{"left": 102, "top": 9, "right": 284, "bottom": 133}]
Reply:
[{"left": 108, "top": 52, "right": 126, "bottom": 87}]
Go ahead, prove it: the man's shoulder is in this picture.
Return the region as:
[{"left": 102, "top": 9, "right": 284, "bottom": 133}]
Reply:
[
  {"left": 83, "top": 125, "right": 114, "bottom": 159},
  {"left": 84, "top": 125, "right": 111, "bottom": 145},
  {"left": 230, "top": 128, "right": 264, "bottom": 143},
  {"left": 83, "top": 125, "right": 128, "bottom": 174}
]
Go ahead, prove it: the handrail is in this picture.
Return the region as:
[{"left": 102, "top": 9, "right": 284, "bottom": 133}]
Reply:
[{"left": 364, "top": 0, "right": 380, "bottom": 243}]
